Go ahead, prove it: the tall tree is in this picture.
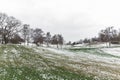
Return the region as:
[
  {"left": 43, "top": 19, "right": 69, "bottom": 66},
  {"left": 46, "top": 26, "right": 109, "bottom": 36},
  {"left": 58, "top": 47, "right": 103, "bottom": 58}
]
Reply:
[
  {"left": 46, "top": 32, "right": 51, "bottom": 47},
  {"left": 29, "top": 28, "right": 34, "bottom": 43},
  {"left": 33, "top": 28, "right": 44, "bottom": 46},
  {"left": 51, "top": 34, "right": 64, "bottom": 48},
  {"left": 22, "top": 24, "right": 30, "bottom": 45},
  {"left": 99, "top": 27, "right": 114, "bottom": 47},
  {"left": 51, "top": 34, "right": 59, "bottom": 48},
  {"left": 10, "top": 34, "right": 23, "bottom": 44},
  {"left": 58, "top": 34, "right": 64, "bottom": 48},
  {"left": 0, "top": 13, "right": 21, "bottom": 44}
]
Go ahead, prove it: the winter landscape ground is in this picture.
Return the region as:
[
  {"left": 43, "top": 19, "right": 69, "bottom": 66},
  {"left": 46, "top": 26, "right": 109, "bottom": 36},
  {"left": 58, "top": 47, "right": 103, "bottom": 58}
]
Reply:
[{"left": 0, "top": 44, "right": 120, "bottom": 80}]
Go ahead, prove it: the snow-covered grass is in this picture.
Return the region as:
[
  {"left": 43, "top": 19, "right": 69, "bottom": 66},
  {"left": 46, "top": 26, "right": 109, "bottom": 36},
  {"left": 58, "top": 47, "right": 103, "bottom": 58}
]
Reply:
[
  {"left": 0, "top": 44, "right": 95, "bottom": 80},
  {"left": 0, "top": 44, "right": 120, "bottom": 80},
  {"left": 67, "top": 46, "right": 120, "bottom": 79},
  {"left": 102, "top": 47, "right": 120, "bottom": 57},
  {"left": 33, "top": 46, "right": 120, "bottom": 79},
  {"left": 71, "top": 42, "right": 120, "bottom": 49}
]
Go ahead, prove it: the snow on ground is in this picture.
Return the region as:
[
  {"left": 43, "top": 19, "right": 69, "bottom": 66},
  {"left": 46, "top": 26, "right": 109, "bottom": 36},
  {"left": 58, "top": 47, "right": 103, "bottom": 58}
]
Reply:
[
  {"left": 35, "top": 46, "right": 120, "bottom": 79},
  {"left": 72, "top": 42, "right": 120, "bottom": 48},
  {"left": 44, "top": 47, "right": 120, "bottom": 65},
  {"left": 13, "top": 43, "right": 120, "bottom": 79},
  {"left": 102, "top": 48, "right": 120, "bottom": 56},
  {"left": 43, "top": 47, "right": 74, "bottom": 56}
]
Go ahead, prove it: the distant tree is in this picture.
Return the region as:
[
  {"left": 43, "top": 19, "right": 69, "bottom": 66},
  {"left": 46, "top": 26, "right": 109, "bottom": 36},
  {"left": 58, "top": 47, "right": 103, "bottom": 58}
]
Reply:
[
  {"left": 117, "top": 29, "right": 120, "bottom": 42},
  {"left": 33, "top": 28, "right": 44, "bottom": 46},
  {"left": 10, "top": 34, "right": 24, "bottom": 44},
  {"left": 72, "top": 42, "right": 76, "bottom": 46},
  {"left": 51, "top": 34, "right": 64, "bottom": 48},
  {"left": 83, "top": 38, "right": 90, "bottom": 43},
  {"left": 99, "top": 30, "right": 107, "bottom": 42},
  {"left": 51, "top": 34, "right": 59, "bottom": 48},
  {"left": 99, "top": 27, "right": 114, "bottom": 47},
  {"left": 79, "top": 39, "right": 83, "bottom": 44},
  {"left": 29, "top": 28, "right": 34, "bottom": 43},
  {"left": 66, "top": 41, "right": 72, "bottom": 45},
  {"left": 22, "top": 24, "right": 30, "bottom": 45},
  {"left": 0, "top": 13, "right": 21, "bottom": 44},
  {"left": 58, "top": 34, "right": 64, "bottom": 48},
  {"left": 91, "top": 37, "right": 99, "bottom": 43},
  {"left": 111, "top": 29, "right": 119, "bottom": 42},
  {"left": 46, "top": 32, "right": 51, "bottom": 47}
]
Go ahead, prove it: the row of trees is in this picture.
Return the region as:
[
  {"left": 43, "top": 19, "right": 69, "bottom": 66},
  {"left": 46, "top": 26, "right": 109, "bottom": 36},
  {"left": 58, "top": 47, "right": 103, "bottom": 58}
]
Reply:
[
  {"left": 71, "top": 27, "right": 120, "bottom": 47},
  {"left": 22, "top": 27, "right": 64, "bottom": 48},
  {"left": 0, "top": 13, "right": 64, "bottom": 48},
  {"left": 98, "top": 27, "right": 120, "bottom": 46}
]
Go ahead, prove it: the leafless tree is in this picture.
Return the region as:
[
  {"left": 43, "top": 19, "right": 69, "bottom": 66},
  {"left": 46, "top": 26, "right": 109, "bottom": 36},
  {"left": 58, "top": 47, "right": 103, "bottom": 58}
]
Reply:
[
  {"left": 51, "top": 34, "right": 64, "bottom": 48},
  {"left": 10, "top": 34, "right": 24, "bottom": 44},
  {"left": 0, "top": 13, "right": 21, "bottom": 44},
  {"left": 22, "top": 24, "right": 30, "bottom": 45},
  {"left": 99, "top": 27, "right": 115, "bottom": 47},
  {"left": 58, "top": 34, "right": 64, "bottom": 48},
  {"left": 46, "top": 32, "right": 51, "bottom": 47},
  {"left": 33, "top": 28, "right": 44, "bottom": 46}
]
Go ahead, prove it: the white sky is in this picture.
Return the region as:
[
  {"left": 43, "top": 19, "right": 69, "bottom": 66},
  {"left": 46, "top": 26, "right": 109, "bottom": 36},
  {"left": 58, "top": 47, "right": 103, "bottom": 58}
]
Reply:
[{"left": 0, "top": 0, "right": 120, "bottom": 41}]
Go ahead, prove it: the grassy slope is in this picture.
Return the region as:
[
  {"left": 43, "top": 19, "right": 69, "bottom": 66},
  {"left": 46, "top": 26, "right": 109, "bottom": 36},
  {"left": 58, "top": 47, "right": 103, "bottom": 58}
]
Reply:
[
  {"left": 69, "top": 47, "right": 120, "bottom": 58},
  {"left": 0, "top": 44, "right": 95, "bottom": 80},
  {"left": 68, "top": 47, "right": 120, "bottom": 80}
]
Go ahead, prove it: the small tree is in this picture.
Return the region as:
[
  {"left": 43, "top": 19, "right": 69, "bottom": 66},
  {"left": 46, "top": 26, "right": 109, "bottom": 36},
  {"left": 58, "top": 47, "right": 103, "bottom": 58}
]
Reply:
[
  {"left": 66, "top": 41, "right": 72, "bottom": 45},
  {"left": 99, "top": 27, "right": 114, "bottom": 47},
  {"left": 33, "top": 28, "right": 44, "bottom": 46},
  {"left": 58, "top": 34, "right": 64, "bottom": 48},
  {"left": 10, "top": 34, "right": 24, "bottom": 44},
  {"left": 22, "top": 24, "right": 30, "bottom": 45},
  {"left": 51, "top": 34, "right": 64, "bottom": 48},
  {"left": 46, "top": 32, "right": 51, "bottom": 47},
  {"left": 51, "top": 34, "right": 58, "bottom": 48},
  {"left": 83, "top": 38, "right": 90, "bottom": 43}
]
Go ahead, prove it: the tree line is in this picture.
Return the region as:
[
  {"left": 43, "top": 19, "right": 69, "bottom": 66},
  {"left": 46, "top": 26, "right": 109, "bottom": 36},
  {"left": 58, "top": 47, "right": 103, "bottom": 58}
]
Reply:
[
  {"left": 0, "top": 13, "right": 64, "bottom": 48},
  {"left": 70, "top": 27, "right": 120, "bottom": 47}
]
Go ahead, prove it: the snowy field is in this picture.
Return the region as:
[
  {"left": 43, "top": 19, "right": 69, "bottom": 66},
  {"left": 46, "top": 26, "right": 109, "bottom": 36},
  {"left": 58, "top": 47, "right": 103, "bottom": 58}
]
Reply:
[
  {"left": 42, "top": 47, "right": 120, "bottom": 80},
  {"left": 0, "top": 44, "right": 120, "bottom": 79}
]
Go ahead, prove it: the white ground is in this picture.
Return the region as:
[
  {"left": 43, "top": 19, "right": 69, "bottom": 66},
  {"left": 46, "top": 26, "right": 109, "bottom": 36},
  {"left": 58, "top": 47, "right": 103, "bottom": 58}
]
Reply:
[
  {"left": 34, "top": 46, "right": 120, "bottom": 80},
  {"left": 15, "top": 43, "right": 120, "bottom": 79}
]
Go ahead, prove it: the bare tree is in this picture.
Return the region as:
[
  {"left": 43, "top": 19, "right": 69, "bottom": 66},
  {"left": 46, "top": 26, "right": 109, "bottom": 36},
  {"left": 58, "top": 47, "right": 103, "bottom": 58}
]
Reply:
[
  {"left": 0, "top": 13, "right": 21, "bottom": 44},
  {"left": 46, "top": 32, "right": 51, "bottom": 47},
  {"left": 99, "top": 27, "right": 114, "bottom": 47},
  {"left": 22, "top": 24, "right": 30, "bottom": 45},
  {"left": 33, "top": 28, "right": 44, "bottom": 46},
  {"left": 10, "top": 34, "right": 24, "bottom": 44},
  {"left": 51, "top": 34, "right": 64, "bottom": 48},
  {"left": 58, "top": 34, "right": 64, "bottom": 48},
  {"left": 29, "top": 28, "right": 34, "bottom": 43},
  {"left": 51, "top": 34, "right": 59, "bottom": 48}
]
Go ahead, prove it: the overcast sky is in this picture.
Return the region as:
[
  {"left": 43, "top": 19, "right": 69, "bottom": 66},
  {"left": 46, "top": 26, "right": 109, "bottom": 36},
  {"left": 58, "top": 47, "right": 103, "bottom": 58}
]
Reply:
[{"left": 0, "top": 0, "right": 120, "bottom": 41}]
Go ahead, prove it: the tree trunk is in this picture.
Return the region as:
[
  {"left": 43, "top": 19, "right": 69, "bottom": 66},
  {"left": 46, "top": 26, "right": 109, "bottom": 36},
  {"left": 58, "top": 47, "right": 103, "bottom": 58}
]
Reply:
[
  {"left": 3, "top": 35, "right": 8, "bottom": 44},
  {"left": 1, "top": 38, "right": 4, "bottom": 44}
]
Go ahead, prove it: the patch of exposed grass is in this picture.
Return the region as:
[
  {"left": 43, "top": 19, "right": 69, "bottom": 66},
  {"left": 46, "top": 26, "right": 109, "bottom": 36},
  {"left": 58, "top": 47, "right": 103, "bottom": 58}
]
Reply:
[
  {"left": 0, "top": 65, "right": 96, "bottom": 80},
  {"left": 0, "top": 66, "right": 43, "bottom": 80}
]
